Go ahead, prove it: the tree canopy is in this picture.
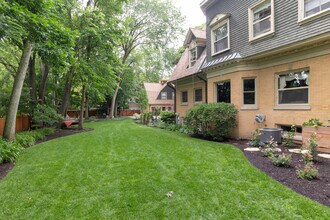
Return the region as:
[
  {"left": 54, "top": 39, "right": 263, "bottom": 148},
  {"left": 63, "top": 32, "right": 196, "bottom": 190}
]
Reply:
[{"left": 0, "top": 0, "right": 185, "bottom": 140}]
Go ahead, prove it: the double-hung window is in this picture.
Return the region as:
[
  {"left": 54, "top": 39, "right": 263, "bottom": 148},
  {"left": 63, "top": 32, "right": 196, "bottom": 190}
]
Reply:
[
  {"left": 249, "top": 0, "right": 274, "bottom": 41},
  {"left": 194, "top": 88, "right": 203, "bottom": 102},
  {"left": 181, "top": 91, "right": 188, "bottom": 104},
  {"left": 298, "top": 0, "right": 330, "bottom": 22},
  {"left": 276, "top": 70, "right": 309, "bottom": 105},
  {"left": 243, "top": 78, "right": 256, "bottom": 105},
  {"left": 210, "top": 15, "right": 230, "bottom": 55},
  {"left": 190, "top": 47, "right": 197, "bottom": 67},
  {"left": 217, "top": 81, "right": 231, "bottom": 103}
]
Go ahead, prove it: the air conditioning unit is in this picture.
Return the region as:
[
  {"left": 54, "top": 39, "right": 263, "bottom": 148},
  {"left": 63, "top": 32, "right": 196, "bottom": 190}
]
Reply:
[{"left": 255, "top": 114, "right": 266, "bottom": 123}]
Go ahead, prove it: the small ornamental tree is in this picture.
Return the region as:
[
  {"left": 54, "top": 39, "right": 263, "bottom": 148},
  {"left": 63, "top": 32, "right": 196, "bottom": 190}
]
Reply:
[{"left": 184, "top": 103, "right": 238, "bottom": 141}]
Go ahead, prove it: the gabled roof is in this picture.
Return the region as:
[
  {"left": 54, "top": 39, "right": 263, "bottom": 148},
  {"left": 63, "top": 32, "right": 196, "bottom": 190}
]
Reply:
[
  {"left": 169, "top": 48, "right": 206, "bottom": 82},
  {"left": 143, "top": 83, "right": 173, "bottom": 105},
  {"left": 183, "top": 28, "right": 206, "bottom": 46}
]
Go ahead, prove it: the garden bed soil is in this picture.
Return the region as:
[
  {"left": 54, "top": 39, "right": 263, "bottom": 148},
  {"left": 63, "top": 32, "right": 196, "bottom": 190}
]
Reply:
[
  {"left": 0, "top": 127, "right": 91, "bottom": 180},
  {"left": 227, "top": 139, "right": 330, "bottom": 207}
]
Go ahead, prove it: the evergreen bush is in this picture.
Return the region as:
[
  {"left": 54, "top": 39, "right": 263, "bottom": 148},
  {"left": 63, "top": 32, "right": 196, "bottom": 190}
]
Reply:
[{"left": 184, "top": 103, "right": 238, "bottom": 141}]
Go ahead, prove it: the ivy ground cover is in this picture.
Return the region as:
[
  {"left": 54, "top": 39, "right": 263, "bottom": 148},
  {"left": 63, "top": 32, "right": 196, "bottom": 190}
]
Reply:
[{"left": 0, "top": 120, "right": 329, "bottom": 219}]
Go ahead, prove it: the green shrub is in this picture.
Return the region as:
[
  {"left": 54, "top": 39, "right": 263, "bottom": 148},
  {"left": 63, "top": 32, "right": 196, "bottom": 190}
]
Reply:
[
  {"left": 302, "top": 118, "right": 323, "bottom": 127},
  {"left": 260, "top": 138, "right": 278, "bottom": 158},
  {"left": 15, "top": 133, "right": 36, "bottom": 148},
  {"left": 271, "top": 153, "right": 292, "bottom": 167},
  {"left": 164, "top": 123, "right": 182, "bottom": 132},
  {"left": 283, "top": 125, "right": 295, "bottom": 148},
  {"left": 0, "top": 139, "right": 24, "bottom": 164},
  {"left": 248, "top": 129, "right": 261, "bottom": 147},
  {"left": 296, "top": 162, "right": 318, "bottom": 180},
  {"left": 302, "top": 132, "right": 318, "bottom": 163},
  {"left": 160, "top": 111, "right": 176, "bottom": 124},
  {"left": 30, "top": 128, "right": 55, "bottom": 140},
  {"left": 40, "top": 128, "right": 55, "bottom": 136},
  {"left": 184, "top": 103, "right": 238, "bottom": 141},
  {"left": 32, "top": 104, "right": 63, "bottom": 128},
  {"left": 141, "top": 112, "right": 152, "bottom": 125}
]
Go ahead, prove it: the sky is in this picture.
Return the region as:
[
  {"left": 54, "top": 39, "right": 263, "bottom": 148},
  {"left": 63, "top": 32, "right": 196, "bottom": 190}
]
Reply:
[{"left": 174, "top": 0, "right": 206, "bottom": 29}]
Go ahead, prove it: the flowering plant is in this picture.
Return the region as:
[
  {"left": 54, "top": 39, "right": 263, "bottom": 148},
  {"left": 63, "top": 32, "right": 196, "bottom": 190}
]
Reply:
[
  {"left": 260, "top": 138, "right": 278, "bottom": 158},
  {"left": 296, "top": 162, "right": 318, "bottom": 180},
  {"left": 272, "top": 153, "right": 292, "bottom": 167}
]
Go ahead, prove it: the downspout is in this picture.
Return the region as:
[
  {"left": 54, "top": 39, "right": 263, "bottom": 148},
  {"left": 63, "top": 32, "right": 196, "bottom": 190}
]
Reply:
[
  {"left": 167, "top": 82, "right": 176, "bottom": 112},
  {"left": 197, "top": 73, "right": 208, "bottom": 103}
]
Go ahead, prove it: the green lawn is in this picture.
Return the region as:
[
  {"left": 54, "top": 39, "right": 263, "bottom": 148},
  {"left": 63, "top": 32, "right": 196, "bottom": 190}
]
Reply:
[{"left": 0, "top": 119, "right": 329, "bottom": 219}]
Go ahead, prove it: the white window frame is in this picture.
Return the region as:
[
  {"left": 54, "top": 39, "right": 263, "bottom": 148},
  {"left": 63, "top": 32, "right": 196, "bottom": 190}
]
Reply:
[
  {"left": 161, "top": 92, "right": 167, "bottom": 100},
  {"left": 274, "top": 69, "right": 311, "bottom": 109},
  {"left": 298, "top": 0, "right": 330, "bottom": 23},
  {"left": 241, "top": 78, "right": 258, "bottom": 110},
  {"left": 190, "top": 47, "right": 197, "bottom": 63},
  {"left": 211, "top": 18, "right": 230, "bottom": 56},
  {"left": 248, "top": 0, "right": 275, "bottom": 41}
]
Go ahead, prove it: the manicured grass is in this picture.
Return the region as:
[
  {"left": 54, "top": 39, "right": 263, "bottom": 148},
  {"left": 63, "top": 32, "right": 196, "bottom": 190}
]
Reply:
[{"left": 0, "top": 119, "right": 329, "bottom": 219}]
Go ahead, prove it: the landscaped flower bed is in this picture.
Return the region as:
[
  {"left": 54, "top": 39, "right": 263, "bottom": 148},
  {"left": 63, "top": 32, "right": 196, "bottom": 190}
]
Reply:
[{"left": 230, "top": 139, "right": 330, "bottom": 207}]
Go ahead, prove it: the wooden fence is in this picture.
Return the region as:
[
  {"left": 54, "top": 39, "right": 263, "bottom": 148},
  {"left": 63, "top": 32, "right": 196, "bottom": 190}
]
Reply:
[
  {"left": 118, "top": 109, "right": 140, "bottom": 116},
  {"left": 0, "top": 116, "right": 31, "bottom": 136}
]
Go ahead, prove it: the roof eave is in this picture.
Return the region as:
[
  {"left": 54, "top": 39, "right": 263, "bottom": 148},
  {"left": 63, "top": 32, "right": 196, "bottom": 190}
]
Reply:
[{"left": 200, "top": 0, "right": 217, "bottom": 15}]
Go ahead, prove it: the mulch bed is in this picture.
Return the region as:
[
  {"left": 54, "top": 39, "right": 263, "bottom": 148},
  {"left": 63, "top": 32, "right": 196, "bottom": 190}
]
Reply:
[
  {"left": 227, "top": 140, "right": 330, "bottom": 207},
  {"left": 1, "top": 130, "right": 329, "bottom": 207}
]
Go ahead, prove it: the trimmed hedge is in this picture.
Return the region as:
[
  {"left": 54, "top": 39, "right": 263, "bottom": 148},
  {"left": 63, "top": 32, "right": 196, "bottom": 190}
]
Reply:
[{"left": 184, "top": 103, "right": 238, "bottom": 141}]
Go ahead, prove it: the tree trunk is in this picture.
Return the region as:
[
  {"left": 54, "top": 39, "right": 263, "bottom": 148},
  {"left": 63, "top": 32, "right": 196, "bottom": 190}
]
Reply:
[
  {"left": 78, "top": 84, "right": 86, "bottom": 130},
  {"left": 109, "top": 80, "right": 121, "bottom": 118},
  {"left": 85, "top": 91, "right": 89, "bottom": 118},
  {"left": 59, "top": 66, "right": 74, "bottom": 118},
  {"left": 28, "top": 53, "right": 37, "bottom": 105},
  {"left": 39, "top": 62, "right": 49, "bottom": 104},
  {"left": 3, "top": 40, "right": 33, "bottom": 141},
  {"left": 114, "top": 101, "right": 118, "bottom": 117}
]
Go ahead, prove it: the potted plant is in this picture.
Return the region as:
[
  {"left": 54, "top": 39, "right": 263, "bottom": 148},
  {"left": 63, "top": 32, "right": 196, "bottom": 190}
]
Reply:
[{"left": 302, "top": 118, "right": 330, "bottom": 153}]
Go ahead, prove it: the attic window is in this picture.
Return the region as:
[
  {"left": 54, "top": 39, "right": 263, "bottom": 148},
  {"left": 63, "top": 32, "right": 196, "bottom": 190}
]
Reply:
[
  {"left": 161, "top": 92, "right": 167, "bottom": 100},
  {"left": 190, "top": 47, "right": 197, "bottom": 67},
  {"left": 210, "top": 14, "right": 230, "bottom": 56}
]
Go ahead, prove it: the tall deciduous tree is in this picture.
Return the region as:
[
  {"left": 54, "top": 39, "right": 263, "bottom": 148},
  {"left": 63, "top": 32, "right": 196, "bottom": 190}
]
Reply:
[
  {"left": 57, "top": 0, "right": 125, "bottom": 127},
  {"left": 1, "top": 0, "right": 73, "bottom": 141},
  {"left": 109, "top": 0, "right": 184, "bottom": 118}
]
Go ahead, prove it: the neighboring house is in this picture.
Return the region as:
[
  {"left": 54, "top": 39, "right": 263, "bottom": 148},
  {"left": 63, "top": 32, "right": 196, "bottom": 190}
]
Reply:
[
  {"left": 168, "top": 28, "right": 207, "bottom": 118},
  {"left": 128, "top": 99, "right": 140, "bottom": 110},
  {"left": 144, "top": 80, "right": 175, "bottom": 112},
  {"left": 173, "top": 0, "right": 330, "bottom": 139}
]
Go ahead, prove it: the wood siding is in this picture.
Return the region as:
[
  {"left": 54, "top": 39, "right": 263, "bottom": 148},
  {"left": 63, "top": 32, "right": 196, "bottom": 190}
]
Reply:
[{"left": 205, "top": 0, "right": 330, "bottom": 62}]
